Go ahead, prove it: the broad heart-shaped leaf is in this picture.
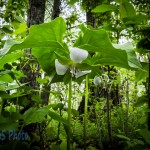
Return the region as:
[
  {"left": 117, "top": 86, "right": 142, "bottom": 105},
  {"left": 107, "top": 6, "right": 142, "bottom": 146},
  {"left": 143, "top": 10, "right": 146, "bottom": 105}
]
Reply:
[
  {"left": 0, "top": 74, "right": 13, "bottom": 83},
  {"left": 0, "top": 40, "right": 20, "bottom": 58},
  {"left": 23, "top": 106, "right": 50, "bottom": 125},
  {"left": 1, "top": 17, "right": 67, "bottom": 58},
  {"left": 74, "top": 27, "right": 141, "bottom": 70},
  {"left": 120, "top": 1, "right": 136, "bottom": 18},
  {"left": 92, "top": 4, "right": 117, "bottom": 13},
  {"left": 48, "top": 110, "right": 68, "bottom": 125},
  {"left": 139, "top": 128, "right": 150, "bottom": 144},
  {"left": 113, "top": 42, "right": 142, "bottom": 69},
  {"left": 122, "top": 15, "right": 148, "bottom": 24},
  {"left": 32, "top": 42, "right": 69, "bottom": 75},
  {"left": 0, "top": 51, "right": 23, "bottom": 69},
  {"left": 0, "top": 116, "right": 18, "bottom": 130},
  {"left": 135, "top": 62, "right": 148, "bottom": 82},
  {"left": 134, "top": 95, "right": 147, "bottom": 107}
]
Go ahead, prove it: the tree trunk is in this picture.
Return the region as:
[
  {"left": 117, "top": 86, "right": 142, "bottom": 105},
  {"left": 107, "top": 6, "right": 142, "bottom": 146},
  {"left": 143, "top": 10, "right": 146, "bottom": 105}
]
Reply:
[
  {"left": 27, "top": 0, "right": 46, "bottom": 27},
  {"left": 52, "top": 0, "right": 61, "bottom": 20},
  {"left": 20, "top": 0, "right": 46, "bottom": 149},
  {"left": 21, "top": 0, "right": 46, "bottom": 89},
  {"left": 41, "top": 0, "right": 61, "bottom": 105}
]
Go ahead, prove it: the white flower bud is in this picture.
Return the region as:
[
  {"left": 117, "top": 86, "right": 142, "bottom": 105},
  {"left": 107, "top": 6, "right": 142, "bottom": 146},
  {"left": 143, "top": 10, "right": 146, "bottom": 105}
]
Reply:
[
  {"left": 93, "top": 76, "right": 101, "bottom": 86},
  {"left": 69, "top": 47, "right": 88, "bottom": 63},
  {"left": 55, "top": 59, "right": 68, "bottom": 75}
]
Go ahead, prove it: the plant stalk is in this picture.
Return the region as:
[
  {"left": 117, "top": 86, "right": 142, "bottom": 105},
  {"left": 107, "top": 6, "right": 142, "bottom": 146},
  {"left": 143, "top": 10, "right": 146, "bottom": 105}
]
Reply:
[
  {"left": 84, "top": 75, "right": 89, "bottom": 150},
  {"left": 148, "top": 54, "right": 150, "bottom": 131},
  {"left": 67, "top": 78, "right": 72, "bottom": 150},
  {"left": 125, "top": 75, "right": 129, "bottom": 136}
]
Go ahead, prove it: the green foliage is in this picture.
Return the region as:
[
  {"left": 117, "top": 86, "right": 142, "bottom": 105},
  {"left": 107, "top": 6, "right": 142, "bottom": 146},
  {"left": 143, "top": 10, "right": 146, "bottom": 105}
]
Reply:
[
  {"left": 75, "top": 25, "right": 141, "bottom": 69},
  {"left": 48, "top": 110, "right": 68, "bottom": 125},
  {"left": 0, "top": 0, "right": 150, "bottom": 149},
  {"left": 139, "top": 129, "right": 150, "bottom": 144},
  {"left": 23, "top": 106, "right": 49, "bottom": 125},
  {"left": 92, "top": 4, "right": 117, "bottom": 13},
  {"left": 120, "top": 1, "right": 136, "bottom": 18}
]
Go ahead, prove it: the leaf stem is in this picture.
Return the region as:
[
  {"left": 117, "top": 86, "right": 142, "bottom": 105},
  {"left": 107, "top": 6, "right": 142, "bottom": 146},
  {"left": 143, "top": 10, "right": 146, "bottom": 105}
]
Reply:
[
  {"left": 84, "top": 75, "right": 89, "bottom": 150},
  {"left": 67, "top": 78, "right": 72, "bottom": 150}
]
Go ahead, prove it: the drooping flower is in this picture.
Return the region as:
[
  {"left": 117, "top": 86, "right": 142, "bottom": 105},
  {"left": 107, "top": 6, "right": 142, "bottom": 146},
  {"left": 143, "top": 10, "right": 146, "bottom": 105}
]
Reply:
[
  {"left": 93, "top": 76, "right": 102, "bottom": 86},
  {"left": 55, "top": 47, "right": 91, "bottom": 78}
]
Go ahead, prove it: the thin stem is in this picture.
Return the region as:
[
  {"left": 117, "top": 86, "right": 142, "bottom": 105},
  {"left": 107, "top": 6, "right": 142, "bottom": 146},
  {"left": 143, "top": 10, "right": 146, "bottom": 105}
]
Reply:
[
  {"left": 67, "top": 78, "right": 72, "bottom": 150},
  {"left": 125, "top": 75, "right": 129, "bottom": 136},
  {"left": 147, "top": 54, "right": 150, "bottom": 131},
  {"left": 84, "top": 75, "right": 89, "bottom": 150}
]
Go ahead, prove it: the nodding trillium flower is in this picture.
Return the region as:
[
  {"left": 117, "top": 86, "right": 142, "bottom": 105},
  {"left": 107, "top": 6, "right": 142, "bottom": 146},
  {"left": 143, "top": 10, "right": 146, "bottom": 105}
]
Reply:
[
  {"left": 93, "top": 76, "right": 102, "bottom": 86},
  {"left": 93, "top": 74, "right": 109, "bottom": 86},
  {"left": 55, "top": 47, "right": 91, "bottom": 78}
]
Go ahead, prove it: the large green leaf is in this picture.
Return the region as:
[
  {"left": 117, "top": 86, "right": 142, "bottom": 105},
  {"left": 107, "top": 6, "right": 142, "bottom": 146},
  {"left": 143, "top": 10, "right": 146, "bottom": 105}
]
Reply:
[
  {"left": 135, "top": 62, "right": 148, "bottom": 81},
  {"left": 92, "top": 4, "right": 117, "bottom": 13},
  {"left": 12, "top": 22, "right": 27, "bottom": 35},
  {"left": 48, "top": 110, "right": 68, "bottom": 125},
  {"left": 134, "top": 95, "right": 147, "bottom": 107},
  {"left": 123, "top": 15, "right": 148, "bottom": 24},
  {"left": 0, "top": 74, "right": 13, "bottom": 83},
  {"left": 0, "top": 51, "right": 23, "bottom": 69},
  {"left": 23, "top": 106, "right": 50, "bottom": 125},
  {"left": 0, "top": 40, "right": 20, "bottom": 58},
  {"left": 0, "top": 115, "right": 19, "bottom": 130},
  {"left": 120, "top": 1, "right": 136, "bottom": 18},
  {"left": 74, "top": 27, "right": 141, "bottom": 69},
  {"left": 139, "top": 129, "right": 150, "bottom": 144},
  {"left": 1, "top": 17, "right": 67, "bottom": 57},
  {"left": 113, "top": 42, "right": 142, "bottom": 69},
  {"left": 0, "top": 91, "right": 25, "bottom": 99},
  {"left": 0, "top": 83, "right": 26, "bottom": 91}
]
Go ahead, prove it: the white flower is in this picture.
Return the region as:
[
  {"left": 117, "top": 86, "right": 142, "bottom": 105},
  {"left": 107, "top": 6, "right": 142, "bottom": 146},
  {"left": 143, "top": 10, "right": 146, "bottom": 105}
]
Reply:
[
  {"left": 93, "top": 76, "right": 102, "bottom": 86},
  {"left": 55, "top": 48, "right": 91, "bottom": 78},
  {"left": 69, "top": 47, "right": 88, "bottom": 63},
  {"left": 55, "top": 59, "right": 68, "bottom": 75}
]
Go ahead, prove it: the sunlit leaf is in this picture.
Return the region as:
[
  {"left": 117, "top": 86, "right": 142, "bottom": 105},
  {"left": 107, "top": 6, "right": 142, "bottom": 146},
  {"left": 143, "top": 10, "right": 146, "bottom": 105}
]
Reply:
[
  {"left": 0, "top": 74, "right": 13, "bottom": 83},
  {"left": 135, "top": 62, "right": 148, "bottom": 82},
  {"left": 120, "top": 1, "right": 136, "bottom": 18},
  {"left": 1, "top": 17, "right": 66, "bottom": 57},
  {"left": 116, "top": 134, "right": 130, "bottom": 140},
  {"left": 0, "top": 51, "right": 23, "bottom": 69},
  {"left": 75, "top": 27, "right": 141, "bottom": 69},
  {"left": 12, "top": 22, "right": 27, "bottom": 35},
  {"left": 92, "top": 4, "right": 117, "bottom": 13}
]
